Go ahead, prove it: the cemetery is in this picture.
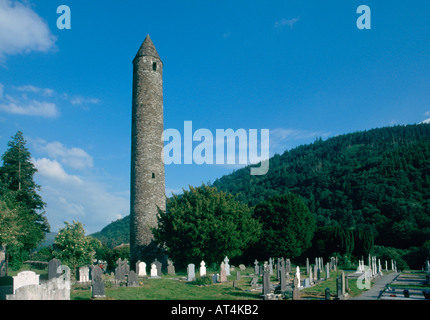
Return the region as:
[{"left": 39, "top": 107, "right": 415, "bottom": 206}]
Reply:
[{"left": 2, "top": 254, "right": 429, "bottom": 300}]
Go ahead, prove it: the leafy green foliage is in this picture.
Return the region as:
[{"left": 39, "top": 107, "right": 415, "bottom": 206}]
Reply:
[
  {"left": 153, "top": 184, "right": 261, "bottom": 269},
  {"left": 213, "top": 124, "right": 430, "bottom": 251},
  {"left": 53, "top": 221, "right": 102, "bottom": 270},
  {"left": 249, "top": 193, "right": 316, "bottom": 259}
]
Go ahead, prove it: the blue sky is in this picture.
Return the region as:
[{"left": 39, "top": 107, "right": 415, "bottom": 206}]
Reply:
[{"left": 0, "top": 0, "right": 429, "bottom": 233}]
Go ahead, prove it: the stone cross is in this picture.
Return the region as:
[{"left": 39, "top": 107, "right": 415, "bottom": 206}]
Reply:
[
  {"left": 224, "top": 257, "right": 230, "bottom": 276},
  {"left": 254, "top": 259, "right": 259, "bottom": 275},
  {"left": 167, "top": 259, "right": 175, "bottom": 275},
  {"left": 200, "top": 261, "right": 206, "bottom": 277}
]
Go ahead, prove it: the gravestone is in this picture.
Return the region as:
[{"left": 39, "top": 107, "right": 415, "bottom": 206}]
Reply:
[
  {"left": 48, "top": 258, "right": 61, "bottom": 280},
  {"left": 150, "top": 264, "right": 160, "bottom": 278},
  {"left": 306, "top": 258, "right": 310, "bottom": 275},
  {"left": 292, "top": 274, "right": 300, "bottom": 300},
  {"left": 137, "top": 261, "right": 147, "bottom": 276},
  {"left": 285, "top": 259, "right": 291, "bottom": 273},
  {"left": 12, "top": 271, "right": 40, "bottom": 294},
  {"left": 0, "top": 245, "right": 6, "bottom": 277},
  {"left": 336, "top": 276, "right": 343, "bottom": 299},
  {"left": 127, "top": 270, "right": 138, "bottom": 287},
  {"left": 254, "top": 260, "right": 259, "bottom": 274},
  {"left": 236, "top": 271, "right": 241, "bottom": 281},
  {"left": 167, "top": 259, "right": 175, "bottom": 275},
  {"left": 262, "top": 264, "right": 271, "bottom": 298},
  {"left": 250, "top": 277, "right": 258, "bottom": 289},
  {"left": 303, "top": 278, "right": 310, "bottom": 288},
  {"left": 325, "top": 288, "right": 331, "bottom": 300},
  {"left": 90, "top": 265, "right": 103, "bottom": 284},
  {"left": 92, "top": 275, "right": 105, "bottom": 298},
  {"left": 151, "top": 259, "right": 162, "bottom": 276},
  {"left": 212, "top": 274, "right": 218, "bottom": 284},
  {"left": 313, "top": 264, "right": 317, "bottom": 281},
  {"left": 220, "top": 262, "right": 227, "bottom": 282},
  {"left": 295, "top": 266, "right": 301, "bottom": 287},
  {"left": 187, "top": 264, "right": 196, "bottom": 281},
  {"left": 200, "top": 261, "right": 206, "bottom": 277},
  {"left": 115, "top": 258, "right": 129, "bottom": 281},
  {"left": 239, "top": 264, "right": 246, "bottom": 271},
  {"left": 326, "top": 263, "right": 330, "bottom": 279},
  {"left": 269, "top": 258, "right": 273, "bottom": 275},
  {"left": 224, "top": 257, "right": 230, "bottom": 276},
  {"left": 77, "top": 266, "right": 89, "bottom": 283},
  {"left": 279, "top": 263, "right": 287, "bottom": 293}
]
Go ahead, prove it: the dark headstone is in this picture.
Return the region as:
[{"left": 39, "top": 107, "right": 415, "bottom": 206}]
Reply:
[
  {"left": 92, "top": 275, "right": 105, "bottom": 298},
  {"left": 262, "top": 266, "right": 271, "bottom": 297},
  {"left": 325, "top": 287, "right": 331, "bottom": 300},
  {"left": 152, "top": 259, "right": 162, "bottom": 276},
  {"left": 48, "top": 258, "right": 61, "bottom": 280},
  {"left": 128, "top": 270, "right": 138, "bottom": 287}
]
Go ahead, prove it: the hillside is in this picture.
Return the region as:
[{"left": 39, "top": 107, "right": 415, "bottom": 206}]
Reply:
[
  {"left": 92, "top": 124, "right": 430, "bottom": 250},
  {"left": 91, "top": 215, "right": 130, "bottom": 248}
]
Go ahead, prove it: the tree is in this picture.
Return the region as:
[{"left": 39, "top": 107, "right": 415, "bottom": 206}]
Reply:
[
  {"left": 0, "top": 131, "right": 45, "bottom": 211},
  {"left": 53, "top": 221, "right": 101, "bottom": 271},
  {"left": 251, "top": 193, "right": 316, "bottom": 259},
  {"left": 0, "top": 131, "right": 49, "bottom": 235},
  {"left": 153, "top": 184, "right": 261, "bottom": 269},
  {"left": 0, "top": 132, "right": 50, "bottom": 268}
]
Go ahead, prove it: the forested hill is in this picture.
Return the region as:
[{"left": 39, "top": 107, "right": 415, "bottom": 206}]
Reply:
[
  {"left": 212, "top": 123, "right": 430, "bottom": 249},
  {"left": 93, "top": 124, "right": 430, "bottom": 249}
]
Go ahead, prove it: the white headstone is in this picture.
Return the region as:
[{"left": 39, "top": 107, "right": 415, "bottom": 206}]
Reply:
[
  {"left": 13, "top": 271, "right": 40, "bottom": 294},
  {"left": 187, "top": 264, "right": 196, "bottom": 281},
  {"left": 224, "top": 256, "right": 230, "bottom": 276},
  {"left": 200, "top": 261, "right": 206, "bottom": 277},
  {"left": 150, "top": 264, "right": 158, "bottom": 278},
  {"left": 78, "top": 266, "right": 89, "bottom": 283},
  {"left": 296, "top": 266, "right": 301, "bottom": 287},
  {"left": 137, "top": 262, "right": 147, "bottom": 276}
]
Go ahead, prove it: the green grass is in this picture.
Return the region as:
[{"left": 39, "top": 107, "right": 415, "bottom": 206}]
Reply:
[{"left": 71, "top": 271, "right": 263, "bottom": 300}]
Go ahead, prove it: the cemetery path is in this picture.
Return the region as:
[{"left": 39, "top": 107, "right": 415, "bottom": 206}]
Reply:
[{"left": 350, "top": 272, "right": 400, "bottom": 300}]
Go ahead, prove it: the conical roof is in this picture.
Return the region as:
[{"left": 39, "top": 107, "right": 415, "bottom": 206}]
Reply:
[{"left": 134, "top": 35, "right": 161, "bottom": 61}]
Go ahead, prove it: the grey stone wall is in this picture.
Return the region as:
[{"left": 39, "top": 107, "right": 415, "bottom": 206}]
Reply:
[{"left": 130, "top": 36, "right": 166, "bottom": 266}]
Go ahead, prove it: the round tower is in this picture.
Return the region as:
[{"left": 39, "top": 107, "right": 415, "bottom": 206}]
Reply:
[{"left": 130, "top": 35, "right": 165, "bottom": 266}]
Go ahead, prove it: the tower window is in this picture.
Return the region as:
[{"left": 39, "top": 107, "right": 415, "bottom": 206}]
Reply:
[
  {"left": 152, "top": 172, "right": 155, "bottom": 179},
  {"left": 152, "top": 62, "right": 157, "bottom": 71}
]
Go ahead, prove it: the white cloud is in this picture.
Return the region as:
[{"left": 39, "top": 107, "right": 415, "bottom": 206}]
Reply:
[
  {"left": 70, "top": 96, "right": 101, "bottom": 106},
  {"left": 0, "top": 0, "right": 56, "bottom": 61},
  {"left": 35, "top": 141, "right": 93, "bottom": 170},
  {"left": 275, "top": 17, "right": 300, "bottom": 29},
  {"left": 0, "top": 100, "right": 59, "bottom": 117},
  {"left": 32, "top": 154, "right": 128, "bottom": 234},
  {"left": 15, "top": 85, "right": 55, "bottom": 97},
  {"left": 420, "top": 118, "right": 430, "bottom": 124},
  {"left": 32, "top": 158, "right": 82, "bottom": 184}
]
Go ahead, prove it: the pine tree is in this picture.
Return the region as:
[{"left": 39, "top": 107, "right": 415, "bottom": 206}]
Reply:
[{"left": 0, "top": 131, "right": 49, "bottom": 267}]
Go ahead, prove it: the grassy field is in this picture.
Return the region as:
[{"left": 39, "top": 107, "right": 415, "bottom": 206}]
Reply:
[
  {"left": 7, "top": 264, "right": 376, "bottom": 300},
  {"left": 71, "top": 272, "right": 264, "bottom": 300},
  {"left": 71, "top": 268, "right": 371, "bottom": 300}
]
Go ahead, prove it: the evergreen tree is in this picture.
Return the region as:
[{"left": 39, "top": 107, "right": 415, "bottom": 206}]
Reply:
[
  {"left": 0, "top": 131, "right": 49, "bottom": 267},
  {"left": 251, "top": 193, "right": 316, "bottom": 259},
  {"left": 153, "top": 184, "right": 261, "bottom": 269}
]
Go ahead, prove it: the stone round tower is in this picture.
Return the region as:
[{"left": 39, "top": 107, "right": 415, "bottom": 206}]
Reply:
[{"left": 130, "top": 35, "right": 166, "bottom": 266}]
